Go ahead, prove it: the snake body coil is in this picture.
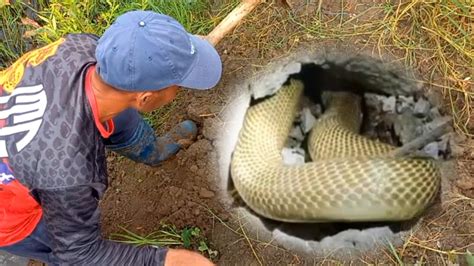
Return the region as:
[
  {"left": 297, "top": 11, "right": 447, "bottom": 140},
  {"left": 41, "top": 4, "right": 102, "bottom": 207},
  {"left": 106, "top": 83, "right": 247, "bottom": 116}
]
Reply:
[{"left": 230, "top": 80, "right": 440, "bottom": 222}]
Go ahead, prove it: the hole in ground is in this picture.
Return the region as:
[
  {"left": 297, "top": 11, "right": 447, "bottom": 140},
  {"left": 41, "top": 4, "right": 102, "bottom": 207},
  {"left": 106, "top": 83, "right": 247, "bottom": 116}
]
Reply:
[{"left": 228, "top": 57, "right": 452, "bottom": 254}]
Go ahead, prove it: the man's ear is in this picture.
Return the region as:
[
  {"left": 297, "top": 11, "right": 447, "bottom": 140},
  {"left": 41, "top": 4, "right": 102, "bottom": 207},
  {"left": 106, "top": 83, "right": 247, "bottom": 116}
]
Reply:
[{"left": 136, "top": 91, "right": 154, "bottom": 108}]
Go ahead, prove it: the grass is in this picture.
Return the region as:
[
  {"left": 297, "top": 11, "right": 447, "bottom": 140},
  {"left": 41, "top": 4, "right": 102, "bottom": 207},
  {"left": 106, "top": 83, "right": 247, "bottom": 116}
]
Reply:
[
  {"left": 1, "top": 0, "right": 236, "bottom": 128},
  {"left": 235, "top": 0, "right": 473, "bottom": 136},
  {"left": 1, "top": 0, "right": 236, "bottom": 68},
  {"left": 0, "top": 0, "right": 47, "bottom": 68},
  {"left": 387, "top": 240, "right": 404, "bottom": 265},
  {"left": 34, "top": 0, "right": 219, "bottom": 43},
  {"left": 111, "top": 223, "right": 218, "bottom": 259},
  {"left": 203, "top": 199, "right": 474, "bottom": 265},
  {"left": 371, "top": 1, "right": 473, "bottom": 136}
]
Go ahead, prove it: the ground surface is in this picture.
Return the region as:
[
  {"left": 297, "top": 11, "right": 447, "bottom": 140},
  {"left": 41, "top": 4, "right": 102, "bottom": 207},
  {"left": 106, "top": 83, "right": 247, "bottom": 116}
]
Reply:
[{"left": 100, "top": 1, "right": 473, "bottom": 265}]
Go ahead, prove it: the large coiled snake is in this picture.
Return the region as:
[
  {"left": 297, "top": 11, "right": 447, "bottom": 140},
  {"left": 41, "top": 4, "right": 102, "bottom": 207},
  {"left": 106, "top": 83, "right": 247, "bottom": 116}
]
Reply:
[{"left": 230, "top": 79, "right": 440, "bottom": 222}]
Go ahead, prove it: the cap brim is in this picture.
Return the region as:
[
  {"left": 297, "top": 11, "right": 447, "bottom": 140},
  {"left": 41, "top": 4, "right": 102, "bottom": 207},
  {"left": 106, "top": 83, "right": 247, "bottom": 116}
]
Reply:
[{"left": 177, "top": 35, "right": 222, "bottom": 90}]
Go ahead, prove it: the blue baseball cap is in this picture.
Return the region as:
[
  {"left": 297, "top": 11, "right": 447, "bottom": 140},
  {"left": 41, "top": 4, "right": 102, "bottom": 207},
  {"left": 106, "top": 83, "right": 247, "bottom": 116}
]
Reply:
[{"left": 95, "top": 10, "right": 222, "bottom": 91}]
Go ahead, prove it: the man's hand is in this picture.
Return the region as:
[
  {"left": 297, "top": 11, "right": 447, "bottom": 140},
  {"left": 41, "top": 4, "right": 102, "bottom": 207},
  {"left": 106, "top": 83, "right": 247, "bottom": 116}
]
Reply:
[{"left": 164, "top": 249, "right": 214, "bottom": 266}]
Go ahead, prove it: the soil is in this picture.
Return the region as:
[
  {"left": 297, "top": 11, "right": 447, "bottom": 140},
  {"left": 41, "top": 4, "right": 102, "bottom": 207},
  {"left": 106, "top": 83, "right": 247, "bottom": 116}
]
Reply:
[{"left": 100, "top": 1, "right": 473, "bottom": 265}]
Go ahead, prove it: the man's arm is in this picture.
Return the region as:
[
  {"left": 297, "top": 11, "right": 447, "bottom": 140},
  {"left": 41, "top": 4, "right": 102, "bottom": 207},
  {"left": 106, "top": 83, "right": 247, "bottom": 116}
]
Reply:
[
  {"left": 36, "top": 184, "right": 168, "bottom": 265},
  {"left": 36, "top": 185, "right": 214, "bottom": 265},
  {"left": 105, "top": 108, "right": 197, "bottom": 166}
]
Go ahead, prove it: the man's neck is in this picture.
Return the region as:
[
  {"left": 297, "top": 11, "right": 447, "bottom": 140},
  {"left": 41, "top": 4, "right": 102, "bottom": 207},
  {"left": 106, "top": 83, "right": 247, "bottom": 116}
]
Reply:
[{"left": 90, "top": 70, "right": 131, "bottom": 123}]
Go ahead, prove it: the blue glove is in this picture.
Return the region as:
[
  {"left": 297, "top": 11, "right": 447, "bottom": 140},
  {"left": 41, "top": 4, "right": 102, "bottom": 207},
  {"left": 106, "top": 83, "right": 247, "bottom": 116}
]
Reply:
[{"left": 105, "top": 109, "right": 197, "bottom": 166}]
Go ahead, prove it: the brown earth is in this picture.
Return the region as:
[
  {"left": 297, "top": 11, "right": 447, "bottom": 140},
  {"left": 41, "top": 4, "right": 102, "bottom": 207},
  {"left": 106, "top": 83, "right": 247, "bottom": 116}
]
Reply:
[{"left": 100, "top": 1, "right": 473, "bottom": 265}]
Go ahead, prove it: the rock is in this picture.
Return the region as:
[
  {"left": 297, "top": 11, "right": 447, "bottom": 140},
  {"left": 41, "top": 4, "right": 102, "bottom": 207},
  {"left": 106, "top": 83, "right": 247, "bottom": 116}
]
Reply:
[
  {"left": 310, "top": 104, "right": 323, "bottom": 118},
  {"left": 422, "top": 142, "right": 439, "bottom": 159},
  {"left": 281, "top": 147, "right": 305, "bottom": 166},
  {"left": 289, "top": 126, "right": 304, "bottom": 141},
  {"left": 382, "top": 96, "right": 396, "bottom": 113},
  {"left": 199, "top": 188, "right": 215, "bottom": 199},
  {"left": 428, "top": 107, "right": 442, "bottom": 120},
  {"left": 394, "top": 111, "right": 423, "bottom": 143},
  {"left": 413, "top": 98, "right": 431, "bottom": 117},
  {"left": 449, "top": 141, "right": 465, "bottom": 157},
  {"left": 423, "top": 116, "right": 452, "bottom": 133},
  {"left": 438, "top": 134, "right": 450, "bottom": 154},
  {"left": 364, "top": 93, "right": 383, "bottom": 113},
  {"left": 202, "top": 118, "right": 222, "bottom": 140},
  {"left": 301, "top": 108, "right": 317, "bottom": 133},
  {"left": 396, "top": 95, "right": 415, "bottom": 113},
  {"left": 285, "top": 138, "right": 301, "bottom": 149},
  {"left": 186, "top": 139, "right": 213, "bottom": 158},
  {"left": 187, "top": 102, "right": 210, "bottom": 123},
  {"left": 190, "top": 165, "right": 198, "bottom": 173},
  {"left": 425, "top": 89, "right": 444, "bottom": 107}
]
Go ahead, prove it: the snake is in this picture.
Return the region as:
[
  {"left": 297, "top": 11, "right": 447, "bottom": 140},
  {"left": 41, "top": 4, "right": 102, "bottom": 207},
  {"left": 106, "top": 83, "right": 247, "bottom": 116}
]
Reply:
[{"left": 230, "top": 79, "right": 440, "bottom": 222}]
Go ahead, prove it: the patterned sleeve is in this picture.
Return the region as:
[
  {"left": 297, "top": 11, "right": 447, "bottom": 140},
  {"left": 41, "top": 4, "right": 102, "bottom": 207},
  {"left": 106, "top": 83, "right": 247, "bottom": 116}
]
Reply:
[{"left": 36, "top": 184, "right": 168, "bottom": 265}]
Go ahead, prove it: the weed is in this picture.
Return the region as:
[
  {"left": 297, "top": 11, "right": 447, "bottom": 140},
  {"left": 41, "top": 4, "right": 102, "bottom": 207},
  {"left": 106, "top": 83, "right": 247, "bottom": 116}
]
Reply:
[
  {"left": 35, "top": 0, "right": 217, "bottom": 43},
  {"left": 111, "top": 223, "right": 217, "bottom": 258},
  {"left": 0, "top": 1, "right": 39, "bottom": 68},
  {"left": 466, "top": 250, "right": 474, "bottom": 266},
  {"left": 1, "top": 0, "right": 232, "bottom": 67},
  {"left": 197, "top": 240, "right": 218, "bottom": 259},
  {"left": 180, "top": 226, "right": 200, "bottom": 248},
  {"left": 241, "top": 1, "right": 473, "bottom": 136},
  {"left": 386, "top": 240, "right": 404, "bottom": 265},
  {"left": 1, "top": 0, "right": 234, "bottom": 129},
  {"left": 111, "top": 225, "right": 183, "bottom": 247}
]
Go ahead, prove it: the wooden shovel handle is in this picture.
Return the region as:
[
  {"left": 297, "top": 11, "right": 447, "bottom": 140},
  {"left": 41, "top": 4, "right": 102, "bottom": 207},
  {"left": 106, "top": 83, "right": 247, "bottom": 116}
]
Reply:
[{"left": 206, "top": 0, "right": 263, "bottom": 46}]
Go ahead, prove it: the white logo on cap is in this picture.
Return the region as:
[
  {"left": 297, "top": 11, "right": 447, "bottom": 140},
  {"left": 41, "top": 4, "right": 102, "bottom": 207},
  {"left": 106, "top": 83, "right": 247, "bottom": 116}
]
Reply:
[{"left": 190, "top": 40, "right": 196, "bottom": 55}]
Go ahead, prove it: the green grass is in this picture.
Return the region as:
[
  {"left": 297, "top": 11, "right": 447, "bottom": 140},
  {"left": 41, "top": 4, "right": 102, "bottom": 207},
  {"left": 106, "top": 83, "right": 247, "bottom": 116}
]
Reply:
[
  {"left": 242, "top": 0, "right": 473, "bottom": 136},
  {"left": 111, "top": 224, "right": 218, "bottom": 259},
  {"left": 1, "top": 0, "right": 235, "bottom": 128},
  {"left": 317, "top": 1, "right": 473, "bottom": 136},
  {"left": 35, "top": 0, "right": 217, "bottom": 43},
  {"left": 0, "top": 1, "right": 47, "bottom": 68},
  {"left": 1, "top": 0, "right": 232, "bottom": 69},
  {"left": 386, "top": 240, "right": 404, "bottom": 265}
]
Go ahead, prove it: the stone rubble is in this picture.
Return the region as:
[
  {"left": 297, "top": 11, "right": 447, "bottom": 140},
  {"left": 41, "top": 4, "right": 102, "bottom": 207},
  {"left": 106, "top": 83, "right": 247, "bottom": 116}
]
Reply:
[
  {"left": 413, "top": 98, "right": 431, "bottom": 117},
  {"left": 282, "top": 147, "right": 306, "bottom": 166},
  {"left": 281, "top": 91, "right": 458, "bottom": 165},
  {"left": 300, "top": 108, "right": 317, "bottom": 134},
  {"left": 365, "top": 93, "right": 457, "bottom": 158}
]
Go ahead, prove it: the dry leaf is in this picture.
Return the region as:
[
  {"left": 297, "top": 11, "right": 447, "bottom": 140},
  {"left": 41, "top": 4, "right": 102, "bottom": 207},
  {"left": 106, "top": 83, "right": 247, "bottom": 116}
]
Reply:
[
  {"left": 23, "top": 30, "right": 38, "bottom": 38},
  {"left": 21, "top": 17, "right": 41, "bottom": 28}
]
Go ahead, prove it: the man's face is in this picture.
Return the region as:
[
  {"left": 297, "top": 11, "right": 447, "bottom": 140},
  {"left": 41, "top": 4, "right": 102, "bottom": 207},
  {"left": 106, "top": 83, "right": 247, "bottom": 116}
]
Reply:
[{"left": 137, "top": 85, "right": 179, "bottom": 113}]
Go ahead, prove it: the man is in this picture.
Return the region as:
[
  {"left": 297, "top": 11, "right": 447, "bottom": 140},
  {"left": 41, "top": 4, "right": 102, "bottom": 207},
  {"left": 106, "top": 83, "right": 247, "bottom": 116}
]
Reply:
[{"left": 0, "top": 10, "right": 221, "bottom": 265}]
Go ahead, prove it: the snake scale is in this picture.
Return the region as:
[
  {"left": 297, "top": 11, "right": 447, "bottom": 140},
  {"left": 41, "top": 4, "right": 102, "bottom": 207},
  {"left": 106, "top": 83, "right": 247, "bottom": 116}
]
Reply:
[{"left": 230, "top": 79, "right": 440, "bottom": 222}]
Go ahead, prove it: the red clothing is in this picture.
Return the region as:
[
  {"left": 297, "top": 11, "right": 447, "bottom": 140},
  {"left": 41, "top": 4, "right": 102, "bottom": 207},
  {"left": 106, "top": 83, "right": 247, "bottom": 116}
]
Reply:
[
  {"left": 84, "top": 65, "right": 115, "bottom": 138},
  {"left": 0, "top": 178, "right": 42, "bottom": 246}
]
